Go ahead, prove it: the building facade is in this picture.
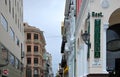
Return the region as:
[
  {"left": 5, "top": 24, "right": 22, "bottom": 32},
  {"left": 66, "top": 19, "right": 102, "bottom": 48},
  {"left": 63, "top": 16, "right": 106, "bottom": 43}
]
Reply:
[
  {"left": 24, "top": 23, "right": 46, "bottom": 77},
  {"left": 62, "top": 0, "right": 120, "bottom": 77},
  {"left": 0, "top": 0, "right": 24, "bottom": 77},
  {"left": 61, "top": 0, "right": 76, "bottom": 77},
  {"left": 44, "top": 52, "right": 53, "bottom": 77}
]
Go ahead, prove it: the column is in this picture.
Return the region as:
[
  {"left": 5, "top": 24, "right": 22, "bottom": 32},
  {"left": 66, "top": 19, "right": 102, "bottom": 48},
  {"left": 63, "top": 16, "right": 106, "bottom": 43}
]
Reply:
[
  {"left": 102, "top": 23, "right": 109, "bottom": 73},
  {"left": 83, "top": 43, "right": 88, "bottom": 76}
]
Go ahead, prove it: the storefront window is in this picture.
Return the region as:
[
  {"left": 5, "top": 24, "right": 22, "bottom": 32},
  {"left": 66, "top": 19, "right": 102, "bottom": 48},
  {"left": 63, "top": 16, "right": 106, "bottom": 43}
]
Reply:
[
  {"left": 1, "top": 14, "right": 8, "bottom": 31},
  {"left": 9, "top": 53, "right": 15, "bottom": 66},
  {"left": 15, "top": 58, "right": 19, "bottom": 69},
  {"left": 9, "top": 27, "right": 15, "bottom": 40}
]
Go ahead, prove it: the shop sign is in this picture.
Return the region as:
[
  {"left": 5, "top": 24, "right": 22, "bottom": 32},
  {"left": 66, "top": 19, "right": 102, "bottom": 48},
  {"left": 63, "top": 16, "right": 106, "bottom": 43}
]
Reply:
[
  {"left": 92, "top": 12, "right": 103, "bottom": 17},
  {"left": 92, "top": 59, "right": 101, "bottom": 67}
]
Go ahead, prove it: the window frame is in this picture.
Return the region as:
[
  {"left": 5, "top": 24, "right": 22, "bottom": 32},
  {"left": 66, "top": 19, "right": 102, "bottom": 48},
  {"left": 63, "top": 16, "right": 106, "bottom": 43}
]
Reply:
[
  {"left": 27, "top": 57, "right": 31, "bottom": 64},
  {"left": 34, "top": 58, "right": 38, "bottom": 64},
  {"left": 9, "top": 27, "right": 15, "bottom": 40},
  {"left": 34, "top": 34, "right": 38, "bottom": 40},
  {"left": 27, "top": 45, "right": 31, "bottom": 52},
  {"left": 34, "top": 46, "right": 38, "bottom": 52},
  {"left": 27, "top": 33, "right": 31, "bottom": 40},
  {"left": 1, "top": 14, "right": 8, "bottom": 31}
]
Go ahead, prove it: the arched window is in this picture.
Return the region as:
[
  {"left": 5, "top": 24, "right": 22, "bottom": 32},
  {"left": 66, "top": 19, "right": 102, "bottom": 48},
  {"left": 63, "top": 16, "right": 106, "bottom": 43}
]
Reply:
[
  {"left": 26, "top": 68, "right": 32, "bottom": 77},
  {"left": 34, "top": 68, "right": 38, "bottom": 75}
]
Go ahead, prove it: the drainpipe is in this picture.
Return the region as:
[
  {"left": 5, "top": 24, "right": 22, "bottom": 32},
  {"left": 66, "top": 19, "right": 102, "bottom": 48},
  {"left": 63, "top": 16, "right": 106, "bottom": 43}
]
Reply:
[{"left": 74, "top": 39, "right": 76, "bottom": 77}]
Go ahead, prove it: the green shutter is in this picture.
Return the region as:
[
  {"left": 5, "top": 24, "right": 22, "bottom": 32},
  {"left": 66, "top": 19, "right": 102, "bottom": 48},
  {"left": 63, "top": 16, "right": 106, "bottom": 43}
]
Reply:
[{"left": 94, "top": 19, "right": 101, "bottom": 58}]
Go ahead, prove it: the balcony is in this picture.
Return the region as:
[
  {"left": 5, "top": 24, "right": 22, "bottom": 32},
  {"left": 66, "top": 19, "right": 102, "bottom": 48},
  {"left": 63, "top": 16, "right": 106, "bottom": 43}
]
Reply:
[
  {"left": 34, "top": 52, "right": 40, "bottom": 56},
  {"left": 26, "top": 52, "right": 32, "bottom": 56},
  {"left": 34, "top": 40, "right": 41, "bottom": 44},
  {"left": 26, "top": 39, "right": 32, "bottom": 44},
  {"left": 26, "top": 64, "right": 32, "bottom": 68},
  {"left": 34, "top": 64, "right": 43, "bottom": 69},
  {"left": 34, "top": 52, "right": 43, "bottom": 57}
]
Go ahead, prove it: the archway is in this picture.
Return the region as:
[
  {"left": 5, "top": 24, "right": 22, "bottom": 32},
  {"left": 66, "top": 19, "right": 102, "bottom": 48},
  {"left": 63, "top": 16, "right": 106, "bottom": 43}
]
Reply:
[{"left": 107, "top": 8, "right": 120, "bottom": 76}]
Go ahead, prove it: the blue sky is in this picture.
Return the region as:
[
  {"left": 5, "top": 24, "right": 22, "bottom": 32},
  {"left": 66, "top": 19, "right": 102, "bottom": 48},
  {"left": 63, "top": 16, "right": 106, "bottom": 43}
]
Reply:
[{"left": 23, "top": 0, "right": 65, "bottom": 75}]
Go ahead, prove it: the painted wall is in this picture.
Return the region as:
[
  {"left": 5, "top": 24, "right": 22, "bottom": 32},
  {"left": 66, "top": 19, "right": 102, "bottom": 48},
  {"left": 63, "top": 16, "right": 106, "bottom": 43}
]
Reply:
[
  {"left": 76, "top": 0, "right": 82, "bottom": 17},
  {"left": 75, "top": 0, "right": 120, "bottom": 76}
]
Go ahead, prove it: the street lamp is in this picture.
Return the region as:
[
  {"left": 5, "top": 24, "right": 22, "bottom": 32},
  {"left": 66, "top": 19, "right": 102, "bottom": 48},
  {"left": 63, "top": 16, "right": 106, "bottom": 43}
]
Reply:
[{"left": 81, "top": 31, "right": 91, "bottom": 47}]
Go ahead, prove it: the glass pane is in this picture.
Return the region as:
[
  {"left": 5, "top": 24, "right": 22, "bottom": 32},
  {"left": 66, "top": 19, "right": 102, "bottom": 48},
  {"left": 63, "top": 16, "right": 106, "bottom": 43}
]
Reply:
[{"left": 9, "top": 53, "right": 15, "bottom": 66}]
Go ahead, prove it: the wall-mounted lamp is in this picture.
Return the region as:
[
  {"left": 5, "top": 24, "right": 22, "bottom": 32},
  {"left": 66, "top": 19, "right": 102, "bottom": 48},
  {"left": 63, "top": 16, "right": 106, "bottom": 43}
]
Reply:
[{"left": 81, "top": 31, "right": 91, "bottom": 47}]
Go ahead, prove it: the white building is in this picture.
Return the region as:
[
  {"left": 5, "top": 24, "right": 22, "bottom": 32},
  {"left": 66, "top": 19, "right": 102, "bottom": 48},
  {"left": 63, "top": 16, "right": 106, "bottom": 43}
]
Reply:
[
  {"left": 0, "top": 0, "right": 24, "bottom": 77},
  {"left": 63, "top": 0, "right": 120, "bottom": 77},
  {"left": 61, "top": 0, "right": 76, "bottom": 77},
  {"left": 75, "top": 0, "right": 120, "bottom": 77}
]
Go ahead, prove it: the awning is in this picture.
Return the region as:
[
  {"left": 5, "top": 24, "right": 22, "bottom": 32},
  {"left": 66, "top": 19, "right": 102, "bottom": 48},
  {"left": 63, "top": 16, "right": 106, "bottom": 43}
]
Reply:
[
  {"left": 64, "top": 66, "right": 68, "bottom": 74},
  {"left": 107, "top": 39, "right": 120, "bottom": 51}
]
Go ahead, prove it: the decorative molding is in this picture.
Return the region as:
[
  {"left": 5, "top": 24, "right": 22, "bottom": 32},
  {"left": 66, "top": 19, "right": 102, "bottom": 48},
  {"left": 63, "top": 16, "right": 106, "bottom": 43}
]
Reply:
[
  {"left": 101, "top": 0, "right": 109, "bottom": 8},
  {"left": 103, "top": 23, "right": 109, "bottom": 30}
]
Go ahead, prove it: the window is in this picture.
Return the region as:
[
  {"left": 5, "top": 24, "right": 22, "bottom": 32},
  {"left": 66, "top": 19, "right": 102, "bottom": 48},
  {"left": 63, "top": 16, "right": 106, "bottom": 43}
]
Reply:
[
  {"left": 77, "top": 38, "right": 79, "bottom": 49},
  {"left": 15, "top": 0, "right": 16, "bottom": 6},
  {"left": 10, "top": 27, "right": 15, "bottom": 40},
  {"left": 12, "top": 7, "right": 14, "bottom": 18},
  {"left": 15, "top": 58, "right": 19, "bottom": 69},
  {"left": 27, "top": 58, "right": 31, "bottom": 64},
  {"left": 34, "top": 68, "right": 38, "bottom": 75},
  {"left": 17, "top": 2, "right": 19, "bottom": 11},
  {"left": 34, "top": 46, "right": 38, "bottom": 52},
  {"left": 1, "top": 14, "right": 8, "bottom": 31},
  {"left": 15, "top": 14, "right": 17, "bottom": 24},
  {"left": 18, "top": 19, "right": 19, "bottom": 28},
  {"left": 21, "top": 43, "right": 24, "bottom": 58},
  {"left": 27, "top": 45, "right": 31, "bottom": 52},
  {"left": 5, "top": 0, "right": 7, "bottom": 5},
  {"left": 9, "top": 0, "right": 11, "bottom": 13},
  {"left": 26, "top": 69, "right": 32, "bottom": 77},
  {"left": 16, "top": 37, "right": 19, "bottom": 46},
  {"left": 27, "top": 33, "right": 31, "bottom": 40},
  {"left": 9, "top": 53, "right": 15, "bottom": 66},
  {"left": 34, "top": 58, "right": 38, "bottom": 64},
  {"left": 20, "top": 24, "right": 21, "bottom": 32},
  {"left": 21, "top": 63, "right": 24, "bottom": 71},
  {"left": 34, "top": 34, "right": 38, "bottom": 40}
]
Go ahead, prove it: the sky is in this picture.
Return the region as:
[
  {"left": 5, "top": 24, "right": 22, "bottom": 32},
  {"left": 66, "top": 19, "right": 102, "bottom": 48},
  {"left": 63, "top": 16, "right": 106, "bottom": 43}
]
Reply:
[{"left": 23, "top": 0, "right": 65, "bottom": 75}]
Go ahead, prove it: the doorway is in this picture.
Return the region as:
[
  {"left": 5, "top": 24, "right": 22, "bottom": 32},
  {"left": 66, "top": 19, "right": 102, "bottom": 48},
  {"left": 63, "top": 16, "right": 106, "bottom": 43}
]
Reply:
[
  {"left": 115, "top": 58, "right": 120, "bottom": 77},
  {"left": 107, "top": 8, "right": 120, "bottom": 77}
]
